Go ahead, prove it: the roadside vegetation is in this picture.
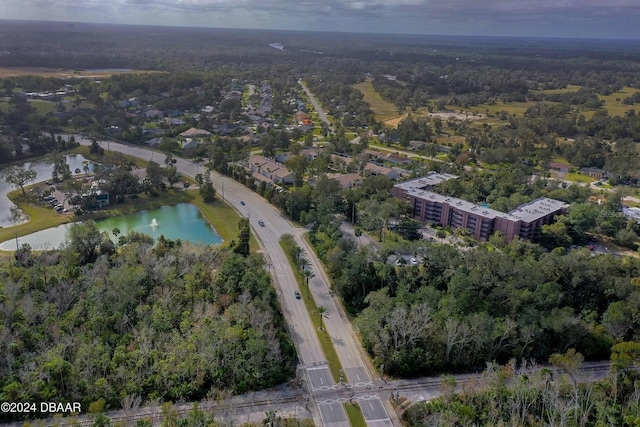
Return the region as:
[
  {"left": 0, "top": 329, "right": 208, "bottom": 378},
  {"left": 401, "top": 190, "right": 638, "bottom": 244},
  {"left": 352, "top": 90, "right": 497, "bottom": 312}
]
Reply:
[
  {"left": 0, "top": 221, "right": 295, "bottom": 421},
  {"left": 404, "top": 345, "right": 640, "bottom": 427}
]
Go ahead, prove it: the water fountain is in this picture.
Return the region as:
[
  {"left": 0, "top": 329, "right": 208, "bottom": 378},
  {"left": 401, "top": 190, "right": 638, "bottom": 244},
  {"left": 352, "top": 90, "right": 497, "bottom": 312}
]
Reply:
[{"left": 150, "top": 218, "right": 158, "bottom": 228}]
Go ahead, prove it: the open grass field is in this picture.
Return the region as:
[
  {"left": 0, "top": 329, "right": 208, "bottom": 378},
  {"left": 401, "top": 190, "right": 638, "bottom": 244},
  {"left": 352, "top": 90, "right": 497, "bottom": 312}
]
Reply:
[
  {"left": 532, "top": 85, "right": 639, "bottom": 118},
  {"left": 382, "top": 115, "right": 405, "bottom": 127},
  {"left": 0, "top": 67, "right": 160, "bottom": 78},
  {"left": 598, "top": 86, "right": 640, "bottom": 117},
  {"left": 462, "top": 100, "right": 546, "bottom": 117},
  {"left": 352, "top": 79, "right": 399, "bottom": 121},
  {"left": 531, "top": 84, "right": 583, "bottom": 95}
]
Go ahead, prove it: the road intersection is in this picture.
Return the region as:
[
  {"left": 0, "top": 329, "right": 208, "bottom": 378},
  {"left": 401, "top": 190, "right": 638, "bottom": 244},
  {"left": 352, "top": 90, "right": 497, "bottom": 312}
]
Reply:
[{"left": 73, "top": 136, "right": 393, "bottom": 427}]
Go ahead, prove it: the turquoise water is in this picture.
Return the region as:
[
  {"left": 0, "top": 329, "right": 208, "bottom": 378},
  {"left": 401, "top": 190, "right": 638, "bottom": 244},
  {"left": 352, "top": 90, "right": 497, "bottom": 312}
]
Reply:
[
  {"left": 96, "top": 204, "right": 222, "bottom": 245},
  {"left": 0, "top": 204, "right": 222, "bottom": 250}
]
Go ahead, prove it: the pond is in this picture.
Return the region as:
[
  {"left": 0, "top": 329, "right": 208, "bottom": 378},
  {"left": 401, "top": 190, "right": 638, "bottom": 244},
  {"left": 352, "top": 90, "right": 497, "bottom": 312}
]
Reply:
[
  {"left": 0, "top": 204, "right": 223, "bottom": 251},
  {"left": 0, "top": 154, "right": 95, "bottom": 227}
]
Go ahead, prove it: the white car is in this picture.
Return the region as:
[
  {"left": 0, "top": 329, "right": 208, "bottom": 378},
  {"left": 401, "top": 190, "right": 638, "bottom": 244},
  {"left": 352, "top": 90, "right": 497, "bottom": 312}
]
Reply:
[{"left": 410, "top": 257, "right": 418, "bottom": 265}]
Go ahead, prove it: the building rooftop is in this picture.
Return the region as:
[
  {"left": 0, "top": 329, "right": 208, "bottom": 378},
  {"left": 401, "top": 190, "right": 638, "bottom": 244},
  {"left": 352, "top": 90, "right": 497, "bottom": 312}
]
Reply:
[
  {"left": 508, "top": 198, "right": 569, "bottom": 222},
  {"left": 408, "top": 189, "right": 515, "bottom": 220},
  {"left": 393, "top": 172, "right": 459, "bottom": 191}
]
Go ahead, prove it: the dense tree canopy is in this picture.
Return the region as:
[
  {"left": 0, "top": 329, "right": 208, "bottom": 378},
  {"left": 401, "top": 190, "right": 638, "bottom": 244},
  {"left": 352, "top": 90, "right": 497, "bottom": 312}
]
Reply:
[{"left": 0, "top": 229, "right": 294, "bottom": 419}]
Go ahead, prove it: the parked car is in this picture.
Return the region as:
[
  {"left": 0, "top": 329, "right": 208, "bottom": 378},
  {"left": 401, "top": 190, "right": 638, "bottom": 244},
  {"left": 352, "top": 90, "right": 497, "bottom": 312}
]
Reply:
[{"left": 410, "top": 257, "right": 418, "bottom": 265}]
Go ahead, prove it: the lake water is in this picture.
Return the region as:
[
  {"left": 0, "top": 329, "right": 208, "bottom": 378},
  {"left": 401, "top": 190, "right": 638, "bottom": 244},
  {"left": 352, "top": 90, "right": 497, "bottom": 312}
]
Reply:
[
  {"left": 0, "top": 203, "right": 223, "bottom": 251},
  {"left": 0, "top": 154, "right": 95, "bottom": 227}
]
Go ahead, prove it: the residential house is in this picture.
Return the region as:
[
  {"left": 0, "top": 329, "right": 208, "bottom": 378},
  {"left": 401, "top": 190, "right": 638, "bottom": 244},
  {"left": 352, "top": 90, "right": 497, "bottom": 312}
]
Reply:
[
  {"left": 364, "top": 163, "right": 397, "bottom": 179},
  {"left": 409, "top": 140, "right": 428, "bottom": 150},
  {"left": 328, "top": 173, "right": 362, "bottom": 189},
  {"left": 580, "top": 167, "right": 607, "bottom": 179},
  {"left": 295, "top": 111, "right": 313, "bottom": 125},
  {"left": 145, "top": 109, "right": 163, "bottom": 119},
  {"left": 180, "top": 127, "right": 211, "bottom": 138},
  {"left": 181, "top": 138, "right": 199, "bottom": 151},
  {"left": 247, "top": 155, "right": 294, "bottom": 184},
  {"left": 385, "top": 153, "right": 412, "bottom": 165},
  {"left": 549, "top": 162, "right": 570, "bottom": 174},
  {"left": 299, "top": 148, "right": 320, "bottom": 161}
]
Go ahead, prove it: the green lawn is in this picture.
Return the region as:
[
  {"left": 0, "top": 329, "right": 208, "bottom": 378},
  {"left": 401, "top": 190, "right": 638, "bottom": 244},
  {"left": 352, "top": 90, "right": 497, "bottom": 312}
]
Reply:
[
  {"left": 0, "top": 189, "right": 75, "bottom": 245},
  {"left": 29, "top": 100, "right": 57, "bottom": 114},
  {"left": 564, "top": 172, "right": 595, "bottom": 183},
  {"left": 598, "top": 86, "right": 640, "bottom": 117},
  {"left": 75, "top": 145, "right": 148, "bottom": 169},
  {"left": 353, "top": 80, "right": 399, "bottom": 121}
]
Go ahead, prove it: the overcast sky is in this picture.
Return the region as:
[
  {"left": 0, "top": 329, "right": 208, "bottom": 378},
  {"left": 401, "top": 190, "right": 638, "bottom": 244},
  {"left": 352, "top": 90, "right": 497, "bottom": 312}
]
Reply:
[{"left": 2, "top": 0, "right": 640, "bottom": 39}]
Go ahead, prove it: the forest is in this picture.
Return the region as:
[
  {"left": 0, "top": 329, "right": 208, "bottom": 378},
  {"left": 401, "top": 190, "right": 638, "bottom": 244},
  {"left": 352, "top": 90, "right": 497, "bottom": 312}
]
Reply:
[
  {"left": 0, "top": 222, "right": 295, "bottom": 421},
  {"left": 403, "top": 344, "right": 640, "bottom": 427}
]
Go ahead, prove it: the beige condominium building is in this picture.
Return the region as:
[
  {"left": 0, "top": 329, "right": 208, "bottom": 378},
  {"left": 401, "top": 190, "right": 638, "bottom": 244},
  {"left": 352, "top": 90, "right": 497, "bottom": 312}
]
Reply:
[{"left": 393, "top": 174, "right": 569, "bottom": 242}]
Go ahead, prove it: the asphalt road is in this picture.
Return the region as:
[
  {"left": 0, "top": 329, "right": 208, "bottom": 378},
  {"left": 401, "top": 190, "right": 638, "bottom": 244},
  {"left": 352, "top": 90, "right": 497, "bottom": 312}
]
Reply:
[
  {"left": 2, "top": 358, "right": 615, "bottom": 427},
  {"left": 71, "top": 136, "right": 360, "bottom": 426},
  {"left": 298, "top": 79, "right": 332, "bottom": 133}
]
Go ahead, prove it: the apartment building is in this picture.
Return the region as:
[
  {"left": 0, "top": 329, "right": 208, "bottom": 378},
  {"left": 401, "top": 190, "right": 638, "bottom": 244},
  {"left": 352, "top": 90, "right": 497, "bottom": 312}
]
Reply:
[{"left": 394, "top": 175, "right": 569, "bottom": 242}]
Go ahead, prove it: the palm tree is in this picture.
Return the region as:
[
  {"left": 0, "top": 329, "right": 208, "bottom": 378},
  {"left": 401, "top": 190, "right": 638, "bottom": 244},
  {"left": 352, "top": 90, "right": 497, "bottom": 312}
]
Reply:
[
  {"left": 318, "top": 306, "right": 327, "bottom": 328},
  {"left": 302, "top": 269, "right": 315, "bottom": 298},
  {"left": 292, "top": 245, "right": 304, "bottom": 263},
  {"left": 299, "top": 257, "right": 311, "bottom": 272},
  {"left": 263, "top": 410, "right": 280, "bottom": 427}
]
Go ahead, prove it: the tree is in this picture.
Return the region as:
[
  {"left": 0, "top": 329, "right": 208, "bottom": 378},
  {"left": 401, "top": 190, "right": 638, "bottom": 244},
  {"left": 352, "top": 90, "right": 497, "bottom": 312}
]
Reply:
[
  {"left": 89, "top": 139, "right": 104, "bottom": 155},
  {"left": 302, "top": 269, "right": 315, "bottom": 298},
  {"left": 541, "top": 216, "right": 572, "bottom": 248},
  {"left": 66, "top": 220, "right": 106, "bottom": 265},
  {"left": 0, "top": 166, "right": 37, "bottom": 194},
  {"left": 284, "top": 155, "right": 309, "bottom": 187},
  {"left": 233, "top": 218, "right": 251, "bottom": 257},
  {"left": 318, "top": 306, "right": 327, "bottom": 328},
  {"left": 199, "top": 174, "right": 216, "bottom": 203}
]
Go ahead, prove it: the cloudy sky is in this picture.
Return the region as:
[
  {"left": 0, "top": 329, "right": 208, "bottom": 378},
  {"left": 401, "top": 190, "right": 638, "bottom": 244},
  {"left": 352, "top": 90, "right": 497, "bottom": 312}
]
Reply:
[{"left": 2, "top": 0, "right": 640, "bottom": 39}]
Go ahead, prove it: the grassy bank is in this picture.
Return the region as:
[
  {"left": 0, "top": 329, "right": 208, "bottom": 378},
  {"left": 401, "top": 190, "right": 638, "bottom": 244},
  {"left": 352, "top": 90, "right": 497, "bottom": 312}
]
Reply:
[{"left": 0, "top": 190, "right": 74, "bottom": 244}]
